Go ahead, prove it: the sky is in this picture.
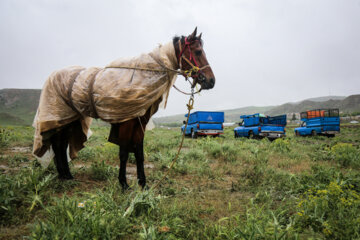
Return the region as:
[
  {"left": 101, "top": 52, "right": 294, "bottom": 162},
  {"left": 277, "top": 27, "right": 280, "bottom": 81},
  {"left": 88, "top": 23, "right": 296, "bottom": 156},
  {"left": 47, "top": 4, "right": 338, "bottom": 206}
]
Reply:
[{"left": 0, "top": 0, "right": 359, "bottom": 117}]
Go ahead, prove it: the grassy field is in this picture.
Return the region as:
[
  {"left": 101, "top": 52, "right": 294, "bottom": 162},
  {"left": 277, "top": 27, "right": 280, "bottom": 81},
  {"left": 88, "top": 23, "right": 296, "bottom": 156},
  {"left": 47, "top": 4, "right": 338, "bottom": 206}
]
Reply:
[{"left": 1, "top": 124, "right": 360, "bottom": 239}]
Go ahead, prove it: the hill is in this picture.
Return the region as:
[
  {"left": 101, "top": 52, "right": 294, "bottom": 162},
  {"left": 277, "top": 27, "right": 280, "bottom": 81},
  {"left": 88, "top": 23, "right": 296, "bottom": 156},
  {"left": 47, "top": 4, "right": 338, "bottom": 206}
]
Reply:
[
  {"left": 0, "top": 88, "right": 358, "bottom": 126},
  {"left": 0, "top": 89, "right": 41, "bottom": 126},
  {"left": 155, "top": 94, "right": 360, "bottom": 125},
  {"left": 265, "top": 95, "right": 360, "bottom": 116},
  {"left": 294, "top": 95, "right": 346, "bottom": 103}
]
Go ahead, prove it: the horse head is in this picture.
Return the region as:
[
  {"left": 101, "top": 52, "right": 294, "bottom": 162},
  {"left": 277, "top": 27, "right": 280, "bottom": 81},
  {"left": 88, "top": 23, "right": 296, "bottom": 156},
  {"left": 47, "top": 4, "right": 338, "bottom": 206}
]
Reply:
[{"left": 174, "top": 27, "right": 215, "bottom": 90}]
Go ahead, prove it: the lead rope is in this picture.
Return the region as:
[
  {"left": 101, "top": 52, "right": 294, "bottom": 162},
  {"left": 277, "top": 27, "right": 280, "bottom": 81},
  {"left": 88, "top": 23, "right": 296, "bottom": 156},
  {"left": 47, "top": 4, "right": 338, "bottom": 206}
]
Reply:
[{"left": 150, "top": 89, "right": 194, "bottom": 190}]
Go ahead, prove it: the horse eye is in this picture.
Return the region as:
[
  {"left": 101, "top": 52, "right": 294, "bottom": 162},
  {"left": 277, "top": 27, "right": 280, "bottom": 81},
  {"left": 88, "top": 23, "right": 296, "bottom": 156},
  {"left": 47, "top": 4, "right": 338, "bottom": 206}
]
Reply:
[{"left": 195, "top": 50, "right": 202, "bottom": 56}]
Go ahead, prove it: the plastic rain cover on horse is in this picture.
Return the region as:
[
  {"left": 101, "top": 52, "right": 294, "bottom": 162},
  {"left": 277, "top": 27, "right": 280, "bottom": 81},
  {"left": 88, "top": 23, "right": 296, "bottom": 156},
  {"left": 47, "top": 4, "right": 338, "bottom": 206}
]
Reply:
[{"left": 33, "top": 42, "right": 178, "bottom": 167}]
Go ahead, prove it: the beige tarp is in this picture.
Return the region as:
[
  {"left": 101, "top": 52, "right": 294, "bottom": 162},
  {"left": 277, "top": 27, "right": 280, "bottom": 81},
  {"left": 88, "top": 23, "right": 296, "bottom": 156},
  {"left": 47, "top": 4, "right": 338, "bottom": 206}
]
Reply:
[{"left": 33, "top": 41, "right": 178, "bottom": 163}]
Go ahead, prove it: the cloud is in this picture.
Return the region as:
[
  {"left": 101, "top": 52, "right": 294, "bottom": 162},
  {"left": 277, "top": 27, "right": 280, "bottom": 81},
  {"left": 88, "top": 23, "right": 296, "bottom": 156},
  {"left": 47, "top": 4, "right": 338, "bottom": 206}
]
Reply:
[{"left": 0, "top": 0, "right": 359, "bottom": 117}]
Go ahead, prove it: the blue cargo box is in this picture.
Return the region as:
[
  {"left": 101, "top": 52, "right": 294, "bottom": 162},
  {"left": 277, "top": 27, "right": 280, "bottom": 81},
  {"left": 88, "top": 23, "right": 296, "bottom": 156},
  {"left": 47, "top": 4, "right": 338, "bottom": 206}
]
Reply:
[
  {"left": 240, "top": 114, "right": 286, "bottom": 127},
  {"left": 185, "top": 111, "right": 224, "bottom": 124},
  {"left": 263, "top": 115, "right": 287, "bottom": 126}
]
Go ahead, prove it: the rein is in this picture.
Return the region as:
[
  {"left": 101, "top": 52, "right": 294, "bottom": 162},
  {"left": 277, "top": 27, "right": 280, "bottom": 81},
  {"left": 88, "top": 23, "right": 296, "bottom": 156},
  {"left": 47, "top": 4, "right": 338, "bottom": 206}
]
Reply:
[{"left": 151, "top": 88, "right": 195, "bottom": 190}]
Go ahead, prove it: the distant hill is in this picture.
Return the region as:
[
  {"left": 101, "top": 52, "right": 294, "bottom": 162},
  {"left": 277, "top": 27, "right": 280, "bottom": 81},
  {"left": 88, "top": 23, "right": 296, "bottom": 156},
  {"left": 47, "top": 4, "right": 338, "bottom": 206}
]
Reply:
[
  {"left": 155, "top": 95, "right": 360, "bottom": 125},
  {"left": 0, "top": 89, "right": 41, "bottom": 126},
  {"left": 265, "top": 95, "right": 359, "bottom": 116},
  {"left": 153, "top": 106, "right": 276, "bottom": 125},
  {"left": 0, "top": 88, "right": 359, "bottom": 126},
  {"left": 294, "top": 95, "right": 346, "bottom": 103}
]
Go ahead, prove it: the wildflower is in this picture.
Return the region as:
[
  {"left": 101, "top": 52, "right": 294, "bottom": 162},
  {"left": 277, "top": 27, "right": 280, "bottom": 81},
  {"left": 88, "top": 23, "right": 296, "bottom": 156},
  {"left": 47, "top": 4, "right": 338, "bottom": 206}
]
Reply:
[
  {"left": 297, "top": 211, "right": 304, "bottom": 216},
  {"left": 158, "top": 226, "right": 170, "bottom": 232},
  {"left": 322, "top": 222, "right": 332, "bottom": 236},
  {"left": 78, "top": 202, "right": 85, "bottom": 208}
]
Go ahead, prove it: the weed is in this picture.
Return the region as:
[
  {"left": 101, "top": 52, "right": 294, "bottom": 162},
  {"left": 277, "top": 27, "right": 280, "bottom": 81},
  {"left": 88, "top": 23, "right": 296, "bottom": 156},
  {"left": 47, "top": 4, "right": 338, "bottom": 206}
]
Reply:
[
  {"left": 89, "top": 160, "right": 116, "bottom": 181},
  {"left": 296, "top": 180, "right": 360, "bottom": 239},
  {"left": 331, "top": 142, "right": 360, "bottom": 168},
  {"left": 0, "top": 127, "right": 11, "bottom": 148}
]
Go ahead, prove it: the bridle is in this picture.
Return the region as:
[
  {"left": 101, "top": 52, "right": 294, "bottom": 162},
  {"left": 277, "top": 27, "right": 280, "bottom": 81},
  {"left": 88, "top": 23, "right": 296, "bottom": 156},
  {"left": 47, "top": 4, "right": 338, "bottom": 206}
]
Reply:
[{"left": 177, "top": 37, "right": 210, "bottom": 88}]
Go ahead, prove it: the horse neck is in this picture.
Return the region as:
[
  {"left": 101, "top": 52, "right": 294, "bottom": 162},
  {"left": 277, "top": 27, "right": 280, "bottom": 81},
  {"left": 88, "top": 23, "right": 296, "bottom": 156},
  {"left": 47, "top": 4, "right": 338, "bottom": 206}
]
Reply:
[{"left": 154, "top": 41, "right": 179, "bottom": 70}]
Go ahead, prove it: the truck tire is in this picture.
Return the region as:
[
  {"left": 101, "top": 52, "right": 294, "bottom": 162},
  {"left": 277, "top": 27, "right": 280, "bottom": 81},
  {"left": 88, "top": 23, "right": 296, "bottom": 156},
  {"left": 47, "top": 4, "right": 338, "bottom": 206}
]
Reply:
[
  {"left": 311, "top": 130, "right": 317, "bottom": 136},
  {"left": 191, "top": 129, "right": 197, "bottom": 139},
  {"left": 295, "top": 131, "right": 300, "bottom": 136},
  {"left": 248, "top": 131, "right": 254, "bottom": 139},
  {"left": 234, "top": 132, "right": 238, "bottom": 138}
]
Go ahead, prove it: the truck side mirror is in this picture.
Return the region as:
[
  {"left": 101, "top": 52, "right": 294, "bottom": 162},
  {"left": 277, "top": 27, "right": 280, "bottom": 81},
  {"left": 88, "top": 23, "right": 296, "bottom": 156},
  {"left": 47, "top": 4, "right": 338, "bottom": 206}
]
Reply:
[{"left": 183, "top": 120, "right": 186, "bottom": 124}]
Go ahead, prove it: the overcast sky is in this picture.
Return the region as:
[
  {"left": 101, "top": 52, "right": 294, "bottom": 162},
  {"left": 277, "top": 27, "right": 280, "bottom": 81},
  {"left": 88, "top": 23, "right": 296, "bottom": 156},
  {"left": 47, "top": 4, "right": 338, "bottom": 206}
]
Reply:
[{"left": 1, "top": 0, "right": 359, "bottom": 117}]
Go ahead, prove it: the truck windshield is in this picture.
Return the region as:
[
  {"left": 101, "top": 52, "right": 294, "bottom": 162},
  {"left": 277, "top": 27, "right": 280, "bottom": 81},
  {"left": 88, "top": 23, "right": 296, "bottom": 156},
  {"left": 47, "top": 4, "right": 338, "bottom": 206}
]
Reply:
[{"left": 301, "top": 121, "right": 306, "bottom": 127}]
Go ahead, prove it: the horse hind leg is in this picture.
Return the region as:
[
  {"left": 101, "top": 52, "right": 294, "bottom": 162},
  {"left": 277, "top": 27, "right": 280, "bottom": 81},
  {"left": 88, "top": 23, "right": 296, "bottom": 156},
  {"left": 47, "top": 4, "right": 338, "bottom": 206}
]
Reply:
[
  {"left": 51, "top": 128, "right": 73, "bottom": 180},
  {"left": 134, "top": 141, "right": 146, "bottom": 189},
  {"left": 119, "top": 147, "right": 130, "bottom": 190}
]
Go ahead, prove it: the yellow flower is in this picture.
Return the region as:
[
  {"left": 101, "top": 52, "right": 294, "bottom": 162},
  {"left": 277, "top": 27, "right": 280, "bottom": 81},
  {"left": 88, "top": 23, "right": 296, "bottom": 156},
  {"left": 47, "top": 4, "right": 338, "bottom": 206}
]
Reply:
[
  {"left": 297, "top": 210, "right": 304, "bottom": 217},
  {"left": 78, "top": 202, "right": 85, "bottom": 208}
]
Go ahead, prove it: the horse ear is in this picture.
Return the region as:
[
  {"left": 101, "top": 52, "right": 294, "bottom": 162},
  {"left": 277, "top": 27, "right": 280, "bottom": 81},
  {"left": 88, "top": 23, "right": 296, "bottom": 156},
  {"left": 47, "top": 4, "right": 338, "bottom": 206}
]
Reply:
[
  {"left": 189, "top": 27, "right": 197, "bottom": 40},
  {"left": 198, "top": 32, "right": 202, "bottom": 40}
]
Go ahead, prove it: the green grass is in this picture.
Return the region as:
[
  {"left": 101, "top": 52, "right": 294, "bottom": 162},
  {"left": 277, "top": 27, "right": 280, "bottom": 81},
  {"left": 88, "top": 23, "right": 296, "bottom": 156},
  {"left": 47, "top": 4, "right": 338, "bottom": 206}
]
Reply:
[{"left": 1, "top": 124, "right": 360, "bottom": 239}]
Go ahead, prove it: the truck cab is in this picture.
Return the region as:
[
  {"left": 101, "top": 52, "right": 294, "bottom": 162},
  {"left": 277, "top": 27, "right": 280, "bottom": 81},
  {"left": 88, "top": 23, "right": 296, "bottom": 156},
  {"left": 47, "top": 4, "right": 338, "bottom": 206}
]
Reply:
[
  {"left": 294, "top": 109, "right": 340, "bottom": 137},
  {"left": 181, "top": 111, "right": 224, "bottom": 138},
  {"left": 234, "top": 113, "right": 287, "bottom": 140}
]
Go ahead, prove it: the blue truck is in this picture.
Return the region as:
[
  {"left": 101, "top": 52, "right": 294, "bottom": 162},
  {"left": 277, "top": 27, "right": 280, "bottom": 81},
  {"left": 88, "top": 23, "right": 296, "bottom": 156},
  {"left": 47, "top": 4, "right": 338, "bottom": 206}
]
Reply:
[
  {"left": 181, "top": 111, "right": 224, "bottom": 138},
  {"left": 294, "top": 109, "right": 340, "bottom": 137},
  {"left": 234, "top": 113, "right": 287, "bottom": 140}
]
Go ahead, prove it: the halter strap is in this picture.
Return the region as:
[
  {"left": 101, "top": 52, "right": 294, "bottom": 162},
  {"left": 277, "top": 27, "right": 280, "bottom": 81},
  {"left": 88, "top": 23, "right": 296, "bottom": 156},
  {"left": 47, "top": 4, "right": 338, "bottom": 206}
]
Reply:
[{"left": 177, "top": 37, "right": 210, "bottom": 78}]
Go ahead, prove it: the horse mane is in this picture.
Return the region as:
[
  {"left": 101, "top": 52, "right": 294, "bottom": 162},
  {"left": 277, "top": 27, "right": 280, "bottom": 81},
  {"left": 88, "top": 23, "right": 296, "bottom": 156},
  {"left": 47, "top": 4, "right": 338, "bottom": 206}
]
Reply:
[{"left": 172, "top": 36, "right": 203, "bottom": 46}]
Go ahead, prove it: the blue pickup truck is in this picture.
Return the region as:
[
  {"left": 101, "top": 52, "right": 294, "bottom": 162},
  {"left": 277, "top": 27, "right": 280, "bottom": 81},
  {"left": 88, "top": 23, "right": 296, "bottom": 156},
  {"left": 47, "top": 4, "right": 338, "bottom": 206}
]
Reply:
[
  {"left": 294, "top": 109, "right": 340, "bottom": 137},
  {"left": 234, "top": 113, "right": 287, "bottom": 140},
  {"left": 181, "top": 111, "right": 224, "bottom": 138}
]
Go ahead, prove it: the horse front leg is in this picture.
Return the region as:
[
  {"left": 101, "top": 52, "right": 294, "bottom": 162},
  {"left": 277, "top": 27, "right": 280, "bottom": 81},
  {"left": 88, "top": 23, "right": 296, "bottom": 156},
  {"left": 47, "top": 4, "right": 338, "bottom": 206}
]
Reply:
[
  {"left": 118, "top": 147, "right": 130, "bottom": 190},
  {"left": 51, "top": 129, "right": 73, "bottom": 180},
  {"left": 134, "top": 141, "right": 146, "bottom": 189}
]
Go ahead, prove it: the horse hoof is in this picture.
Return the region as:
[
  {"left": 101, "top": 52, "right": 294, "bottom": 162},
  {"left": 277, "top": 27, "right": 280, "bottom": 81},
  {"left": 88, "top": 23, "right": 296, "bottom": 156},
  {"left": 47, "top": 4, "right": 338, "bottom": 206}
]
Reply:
[
  {"left": 120, "top": 182, "right": 130, "bottom": 192},
  {"left": 59, "top": 174, "right": 74, "bottom": 180},
  {"left": 138, "top": 179, "right": 147, "bottom": 190}
]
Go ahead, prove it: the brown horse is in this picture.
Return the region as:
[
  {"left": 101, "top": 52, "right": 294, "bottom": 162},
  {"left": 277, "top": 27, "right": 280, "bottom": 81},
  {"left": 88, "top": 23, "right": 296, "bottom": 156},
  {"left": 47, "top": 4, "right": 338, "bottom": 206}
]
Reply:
[{"left": 37, "top": 28, "right": 215, "bottom": 190}]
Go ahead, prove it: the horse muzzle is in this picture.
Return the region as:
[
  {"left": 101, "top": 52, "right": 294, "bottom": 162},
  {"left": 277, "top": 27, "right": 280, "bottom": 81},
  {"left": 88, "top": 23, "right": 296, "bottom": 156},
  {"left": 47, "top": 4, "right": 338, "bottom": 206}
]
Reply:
[{"left": 196, "top": 73, "right": 215, "bottom": 90}]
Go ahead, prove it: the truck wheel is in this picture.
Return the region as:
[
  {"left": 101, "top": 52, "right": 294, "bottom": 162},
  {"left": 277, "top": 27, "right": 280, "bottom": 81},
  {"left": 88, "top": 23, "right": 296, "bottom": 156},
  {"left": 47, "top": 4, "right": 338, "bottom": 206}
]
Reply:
[
  {"left": 234, "top": 132, "right": 238, "bottom": 138},
  {"left": 248, "top": 131, "right": 254, "bottom": 139},
  {"left": 327, "top": 134, "right": 335, "bottom": 138},
  {"left": 295, "top": 131, "right": 299, "bottom": 136},
  {"left": 191, "top": 129, "right": 197, "bottom": 139},
  {"left": 311, "top": 130, "right": 317, "bottom": 137}
]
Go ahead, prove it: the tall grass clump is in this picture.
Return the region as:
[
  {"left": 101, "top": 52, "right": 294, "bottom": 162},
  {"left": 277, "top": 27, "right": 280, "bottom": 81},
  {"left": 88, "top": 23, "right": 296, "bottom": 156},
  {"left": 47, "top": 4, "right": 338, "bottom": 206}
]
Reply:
[
  {"left": 199, "top": 137, "right": 238, "bottom": 162},
  {"left": 204, "top": 198, "right": 295, "bottom": 239},
  {"left": 77, "top": 146, "right": 97, "bottom": 162},
  {"left": 0, "top": 127, "right": 11, "bottom": 148},
  {"left": 331, "top": 142, "right": 360, "bottom": 168},
  {"left": 0, "top": 165, "right": 55, "bottom": 225},
  {"left": 295, "top": 180, "right": 360, "bottom": 239},
  {"left": 89, "top": 160, "right": 116, "bottom": 181},
  {"left": 30, "top": 191, "right": 131, "bottom": 239},
  {"left": 271, "top": 138, "right": 291, "bottom": 153}
]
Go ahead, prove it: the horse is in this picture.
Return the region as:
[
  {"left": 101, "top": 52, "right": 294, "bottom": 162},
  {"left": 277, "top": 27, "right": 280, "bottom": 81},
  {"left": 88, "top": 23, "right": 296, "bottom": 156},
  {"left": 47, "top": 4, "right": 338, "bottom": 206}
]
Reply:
[{"left": 32, "top": 27, "right": 215, "bottom": 190}]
